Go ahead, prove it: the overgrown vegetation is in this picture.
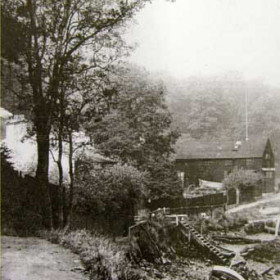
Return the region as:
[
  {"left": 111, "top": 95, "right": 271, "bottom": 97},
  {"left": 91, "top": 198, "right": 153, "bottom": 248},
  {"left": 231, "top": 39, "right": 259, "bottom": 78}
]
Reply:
[
  {"left": 167, "top": 77, "right": 280, "bottom": 180},
  {"left": 1, "top": 145, "right": 42, "bottom": 236},
  {"left": 1, "top": 0, "right": 150, "bottom": 229},
  {"left": 42, "top": 229, "right": 147, "bottom": 280},
  {"left": 223, "top": 169, "right": 263, "bottom": 203},
  {"left": 129, "top": 220, "right": 176, "bottom": 263},
  {"left": 242, "top": 239, "right": 280, "bottom": 263},
  {"left": 86, "top": 66, "right": 182, "bottom": 204},
  {"left": 190, "top": 209, "right": 248, "bottom": 234},
  {"left": 223, "top": 169, "right": 263, "bottom": 191},
  {"left": 42, "top": 226, "right": 211, "bottom": 280},
  {"left": 74, "top": 163, "right": 147, "bottom": 235}
]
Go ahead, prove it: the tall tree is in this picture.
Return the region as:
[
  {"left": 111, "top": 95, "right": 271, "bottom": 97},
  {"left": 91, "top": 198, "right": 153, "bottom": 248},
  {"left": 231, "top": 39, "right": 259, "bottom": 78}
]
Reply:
[
  {"left": 87, "top": 66, "right": 181, "bottom": 201},
  {"left": 1, "top": 0, "right": 149, "bottom": 228},
  {"left": 49, "top": 61, "right": 118, "bottom": 227}
]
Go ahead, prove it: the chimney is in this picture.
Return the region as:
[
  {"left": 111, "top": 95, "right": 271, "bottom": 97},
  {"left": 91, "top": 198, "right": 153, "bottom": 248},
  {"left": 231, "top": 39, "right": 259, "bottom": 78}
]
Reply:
[{"left": 233, "top": 141, "right": 242, "bottom": 151}]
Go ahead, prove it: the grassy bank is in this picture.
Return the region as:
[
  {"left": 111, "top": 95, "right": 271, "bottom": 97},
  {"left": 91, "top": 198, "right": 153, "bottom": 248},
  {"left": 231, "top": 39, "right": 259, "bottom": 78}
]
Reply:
[
  {"left": 40, "top": 225, "right": 211, "bottom": 280},
  {"left": 41, "top": 229, "right": 145, "bottom": 280}
]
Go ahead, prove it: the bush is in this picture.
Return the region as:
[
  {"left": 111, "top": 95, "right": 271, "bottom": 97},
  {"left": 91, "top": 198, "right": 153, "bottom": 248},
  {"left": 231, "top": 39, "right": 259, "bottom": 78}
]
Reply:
[
  {"left": 1, "top": 145, "right": 43, "bottom": 236},
  {"left": 75, "top": 163, "right": 147, "bottom": 234},
  {"left": 223, "top": 169, "right": 263, "bottom": 192},
  {"left": 44, "top": 229, "right": 147, "bottom": 280},
  {"left": 223, "top": 169, "right": 263, "bottom": 204},
  {"left": 244, "top": 222, "right": 265, "bottom": 234},
  {"left": 191, "top": 209, "right": 248, "bottom": 234},
  {"left": 242, "top": 239, "right": 280, "bottom": 263}
]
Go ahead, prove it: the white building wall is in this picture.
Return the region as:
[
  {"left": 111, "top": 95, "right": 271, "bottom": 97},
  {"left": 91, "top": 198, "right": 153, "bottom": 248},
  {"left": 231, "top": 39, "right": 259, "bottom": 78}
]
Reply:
[
  {"left": 3, "top": 115, "right": 70, "bottom": 184},
  {"left": 1, "top": 109, "right": 97, "bottom": 185}
]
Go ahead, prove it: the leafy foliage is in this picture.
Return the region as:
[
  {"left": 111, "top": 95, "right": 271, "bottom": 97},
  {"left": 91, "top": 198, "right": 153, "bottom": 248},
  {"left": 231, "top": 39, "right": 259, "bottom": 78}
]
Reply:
[
  {"left": 88, "top": 67, "right": 179, "bottom": 162},
  {"left": 192, "top": 209, "right": 248, "bottom": 234},
  {"left": 1, "top": 4, "right": 27, "bottom": 63},
  {"left": 223, "top": 169, "right": 263, "bottom": 191},
  {"left": 75, "top": 163, "right": 147, "bottom": 219},
  {"left": 167, "top": 76, "right": 243, "bottom": 139},
  {"left": 1, "top": 145, "right": 42, "bottom": 236},
  {"left": 144, "top": 159, "right": 182, "bottom": 201},
  {"left": 86, "top": 66, "right": 182, "bottom": 202},
  {"left": 241, "top": 239, "right": 280, "bottom": 263},
  {"left": 1, "top": 0, "right": 150, "bottom": 228},
  {"left": 167, "top": 76, "right": 280, "bottom": 179},
  {"left": 44, "top": 229, "right": 147, "bottom": 280}
]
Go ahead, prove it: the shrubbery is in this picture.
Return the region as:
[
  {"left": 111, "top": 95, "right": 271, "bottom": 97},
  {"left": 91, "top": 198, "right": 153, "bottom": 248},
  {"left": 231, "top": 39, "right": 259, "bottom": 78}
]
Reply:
[
  {"left": 43, "top": 229, "right": 146, "bottom": 280},
  {"left": 223, "top": 169, "right": 263, "bottom": 204},
  {"left": 74, "top": 163, "right": 147, "bottom": 234},
  {"left": 191, "top": 209, "right": 248, "bottom": 234},
  {"left": 85, "top": 66, "right": 182, "bottom": 204},
  {"left": 1, "top": 145, "right": 43, "bottom": 236},
  {"left": 223, "top": 169, "right": 263, "bottom": 192},
  {"left": 242, "top": 239, "right": 280, "bottom": 263},
  {"left": 244, "top": 221, "right": 265, "bottom": 234}
]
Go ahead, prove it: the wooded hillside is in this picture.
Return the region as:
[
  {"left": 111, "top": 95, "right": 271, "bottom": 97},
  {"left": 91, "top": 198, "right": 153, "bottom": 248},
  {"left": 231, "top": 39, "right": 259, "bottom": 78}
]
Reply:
[{"left": 165, "top": 75, "right": 280, "bottom": 179}]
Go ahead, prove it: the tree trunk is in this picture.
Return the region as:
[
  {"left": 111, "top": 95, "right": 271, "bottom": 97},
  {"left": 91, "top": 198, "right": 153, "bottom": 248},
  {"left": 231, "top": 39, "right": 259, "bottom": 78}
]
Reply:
[
  {"left": 62, "top": 185, "right": 67, "bottom": 227},
  {"left": 36, "top": 124, "right": 53, "bottom": 229},
  {"left": 65, "top": 130, "right": 74, "bottom": 228},
  {"left": 57, "top": 136, "right": 64, "bottom": 228},
  {"left": 57, "top": 95, "right": 64, "bottom": 228},
  {"left": 236, "top": 188, "right": 240, "bottom": 205}
]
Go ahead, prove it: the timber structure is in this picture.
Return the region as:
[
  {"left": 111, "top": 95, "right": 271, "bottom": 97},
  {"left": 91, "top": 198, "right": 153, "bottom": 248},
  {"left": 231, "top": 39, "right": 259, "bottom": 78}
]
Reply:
[{"left": 131, "top": 209, "right": 235, "bottom": 265}]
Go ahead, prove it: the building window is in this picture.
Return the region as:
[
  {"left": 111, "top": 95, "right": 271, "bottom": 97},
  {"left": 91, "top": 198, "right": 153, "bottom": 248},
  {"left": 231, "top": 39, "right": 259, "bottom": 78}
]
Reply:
[
  {"left": 177, "top": 171, "right": 185, "bottom": 184},
  {"left": 225, "top": 160, "right": 233, "bottom": 167},
  {"left": 266, "top": 172, "right": 273, "bottom": 178},
  {"left": 265, "top": 153, "right": 271, "bottom": 160}
]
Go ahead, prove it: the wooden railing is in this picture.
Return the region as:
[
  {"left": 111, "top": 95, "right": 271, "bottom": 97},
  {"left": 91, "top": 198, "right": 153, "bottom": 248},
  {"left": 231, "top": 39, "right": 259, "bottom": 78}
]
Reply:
[
  {"left": 164, "top": 214, "right": 188, "bottom": 226},
  {"left": 134, "top": 203, "right": 226, "bottom": 224}
]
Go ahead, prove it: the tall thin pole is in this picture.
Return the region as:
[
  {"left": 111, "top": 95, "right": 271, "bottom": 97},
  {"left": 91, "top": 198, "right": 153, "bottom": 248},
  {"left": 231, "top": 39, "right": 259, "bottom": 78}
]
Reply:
[{"left": 245, "top": 90, "right": 249, "bottom": 141}]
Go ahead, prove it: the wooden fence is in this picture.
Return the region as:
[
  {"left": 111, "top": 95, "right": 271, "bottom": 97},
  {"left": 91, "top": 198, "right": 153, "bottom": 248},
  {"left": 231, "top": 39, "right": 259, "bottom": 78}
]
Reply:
[{"left": 135, "top": 192, "right": 227, "bottom": 222}]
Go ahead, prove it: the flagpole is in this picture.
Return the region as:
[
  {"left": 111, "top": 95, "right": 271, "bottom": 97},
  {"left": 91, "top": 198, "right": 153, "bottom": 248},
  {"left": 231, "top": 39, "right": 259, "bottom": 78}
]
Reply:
[{"left": 245, "top": 90, "right": 249, "bottom": 141}]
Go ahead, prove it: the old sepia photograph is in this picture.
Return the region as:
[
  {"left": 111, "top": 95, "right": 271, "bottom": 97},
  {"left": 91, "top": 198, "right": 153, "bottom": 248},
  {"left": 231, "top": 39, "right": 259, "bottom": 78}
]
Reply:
[{"left": 1, "top": 0, "right": 280, "bottom": 279}]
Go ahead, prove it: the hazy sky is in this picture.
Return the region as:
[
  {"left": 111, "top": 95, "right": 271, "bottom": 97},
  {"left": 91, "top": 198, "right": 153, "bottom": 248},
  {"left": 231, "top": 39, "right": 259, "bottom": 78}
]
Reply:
[{"left": 126, "top": 0, "right": 280, "bottom": 87}]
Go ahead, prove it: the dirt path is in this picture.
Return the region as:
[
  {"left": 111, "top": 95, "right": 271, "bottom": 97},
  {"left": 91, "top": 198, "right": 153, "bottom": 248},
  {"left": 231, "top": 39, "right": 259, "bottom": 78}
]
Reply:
[
  {"left": 226, "top": 192, "right": 280, "bottom": 214},
  {"left": 1, "top": 236, "right": 88, "bottom": 280}
]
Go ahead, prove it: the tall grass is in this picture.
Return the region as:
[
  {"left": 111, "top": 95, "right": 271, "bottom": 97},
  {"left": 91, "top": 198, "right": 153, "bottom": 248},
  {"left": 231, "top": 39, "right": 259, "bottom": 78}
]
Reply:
[{"left": 43, "top": 229, "right": 146, "bottom": 280}]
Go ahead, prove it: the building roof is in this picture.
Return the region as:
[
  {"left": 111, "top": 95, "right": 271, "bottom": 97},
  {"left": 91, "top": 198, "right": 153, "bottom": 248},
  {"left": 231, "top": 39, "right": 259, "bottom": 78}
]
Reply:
[
  {"left": 78, "top": 148, "right": 116, "bottom": 164},
  {"left": 175, "top": 137, "right": 270, "bottom": 160}
]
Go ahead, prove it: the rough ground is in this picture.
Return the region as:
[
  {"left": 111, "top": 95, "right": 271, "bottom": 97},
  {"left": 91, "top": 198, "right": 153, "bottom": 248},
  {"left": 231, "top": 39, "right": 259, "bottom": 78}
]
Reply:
[
  {"left": 1, "top": 236, "right": 88, "bottom": 280},
  {"left": 226, "top": 192, "right": 280, "bottom": 214}
]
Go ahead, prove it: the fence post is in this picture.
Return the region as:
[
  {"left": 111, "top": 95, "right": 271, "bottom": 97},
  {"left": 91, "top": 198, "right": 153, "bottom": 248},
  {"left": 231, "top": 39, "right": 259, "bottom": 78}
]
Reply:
[{"left": 275, "top": 218, "right": 280, "bottom": 237}]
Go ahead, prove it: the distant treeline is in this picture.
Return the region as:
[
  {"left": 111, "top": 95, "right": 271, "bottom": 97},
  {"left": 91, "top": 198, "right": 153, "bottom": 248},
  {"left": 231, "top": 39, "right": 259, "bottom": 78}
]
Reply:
[{"left": 166, "top": 76, "right": 280, "bottom": 177}]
